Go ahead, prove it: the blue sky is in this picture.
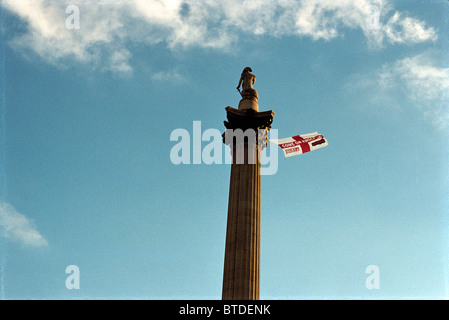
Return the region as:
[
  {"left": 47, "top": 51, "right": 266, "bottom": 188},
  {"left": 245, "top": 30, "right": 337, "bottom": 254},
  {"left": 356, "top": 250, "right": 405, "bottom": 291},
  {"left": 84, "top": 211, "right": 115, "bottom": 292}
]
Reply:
[{"left": 0, "top": 0, "right": 448, "bottom": 299}]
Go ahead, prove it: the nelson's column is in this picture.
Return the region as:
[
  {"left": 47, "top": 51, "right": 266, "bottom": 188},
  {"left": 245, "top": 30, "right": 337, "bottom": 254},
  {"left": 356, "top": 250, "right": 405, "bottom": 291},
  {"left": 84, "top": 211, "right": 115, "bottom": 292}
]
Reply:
[{"left": 221, "top": 67, "right": 275, "bottom": 300}]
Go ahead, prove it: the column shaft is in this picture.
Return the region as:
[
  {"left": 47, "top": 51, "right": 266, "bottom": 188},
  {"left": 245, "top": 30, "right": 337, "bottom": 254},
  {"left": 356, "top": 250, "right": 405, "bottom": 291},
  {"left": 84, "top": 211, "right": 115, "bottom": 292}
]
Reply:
[{"left": 222, "top": 141, "right": 261, "bottom": 300}]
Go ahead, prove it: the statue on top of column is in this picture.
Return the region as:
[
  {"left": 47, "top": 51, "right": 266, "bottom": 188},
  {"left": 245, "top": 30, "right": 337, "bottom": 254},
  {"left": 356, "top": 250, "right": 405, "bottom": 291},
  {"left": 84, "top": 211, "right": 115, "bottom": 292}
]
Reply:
[{"left": 236, "top": 67, "right": 258, "bottom": 104}]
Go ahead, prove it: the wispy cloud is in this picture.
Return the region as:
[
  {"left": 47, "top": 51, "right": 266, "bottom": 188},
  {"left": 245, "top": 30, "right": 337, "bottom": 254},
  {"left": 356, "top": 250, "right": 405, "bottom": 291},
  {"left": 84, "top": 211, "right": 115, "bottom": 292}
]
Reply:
[
  {"left": 2, "top": 0, "right": 438, "bottom": 73},
  {"left": 381, "top": 52, "right": 449, "bottom": 129},
  {"left": 150, "top": 69, "right": 187, "bottom": 83},
  {"left": 383, "top": 11, "right": 438, "bottom": 45},
  {"left": 346, "top": 51, "right": 449, "bottom": 130},
  {"left": 0, "top": 202, "right": 48, "bottom": 247}
]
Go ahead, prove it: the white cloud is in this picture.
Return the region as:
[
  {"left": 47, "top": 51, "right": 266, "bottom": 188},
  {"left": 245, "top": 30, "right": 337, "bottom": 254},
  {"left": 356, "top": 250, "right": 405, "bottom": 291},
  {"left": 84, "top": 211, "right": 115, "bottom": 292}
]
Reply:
[
  {"left": 291, "top": 0, "right": 437, "bottom": 47},
  {"left": 295, "top": 0, "right": 374, "bottom": 41},
  {"left": 4, "top": 0, "right": 130, "bottom": 69},
  {"left": 383, "top": 12, "right": 438, "bottom": 44},
  {"left": 150, "top": 69, "right": 187, "bottom": 83},
  {"left": 107, "top": 49, "right": 133, "bottom": 74},
  {"left": 382, "top": 52, "right": 449, "bottom": 129},
  {"left": 0, "top": 202, "right": 48, "bottom": 247},
  {"left": 346, "top": 51, "right": 449, "bottom": 129},
  {"left": 2, "top": 0, "right": 438, "bottom": 73}
]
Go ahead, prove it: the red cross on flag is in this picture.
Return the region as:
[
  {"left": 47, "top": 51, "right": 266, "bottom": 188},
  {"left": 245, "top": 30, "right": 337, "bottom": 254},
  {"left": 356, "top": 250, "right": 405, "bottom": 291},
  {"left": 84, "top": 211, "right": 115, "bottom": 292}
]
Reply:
[{"left": 270, "top": 132, "right": 328, "bottom": 157}]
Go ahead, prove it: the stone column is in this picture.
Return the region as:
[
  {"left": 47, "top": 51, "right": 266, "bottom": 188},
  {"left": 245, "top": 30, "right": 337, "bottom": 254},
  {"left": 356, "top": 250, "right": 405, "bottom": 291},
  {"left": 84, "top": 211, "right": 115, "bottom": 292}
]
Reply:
[{"left": 222, "top": 106, "right": 274, "bottom": 300}]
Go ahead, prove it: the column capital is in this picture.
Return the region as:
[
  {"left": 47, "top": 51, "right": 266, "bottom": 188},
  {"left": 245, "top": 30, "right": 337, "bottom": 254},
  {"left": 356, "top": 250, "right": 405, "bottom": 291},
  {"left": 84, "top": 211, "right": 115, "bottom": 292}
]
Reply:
[
  {"left": 222, "top": 106, "right": 275, "bottom": 146},
  {"left": 223, "top": 106, "right": 275, "bottom": 132},
  {"left": 222, "top": 106, "right": 275, "bottom": 164}
]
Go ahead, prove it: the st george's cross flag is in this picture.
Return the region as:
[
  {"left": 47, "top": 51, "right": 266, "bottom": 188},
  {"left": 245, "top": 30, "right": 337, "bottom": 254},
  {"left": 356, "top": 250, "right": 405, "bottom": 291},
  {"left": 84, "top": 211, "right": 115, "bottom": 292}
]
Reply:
[{"left": 270, "top": 132, "right": 328, "bottom": 157}]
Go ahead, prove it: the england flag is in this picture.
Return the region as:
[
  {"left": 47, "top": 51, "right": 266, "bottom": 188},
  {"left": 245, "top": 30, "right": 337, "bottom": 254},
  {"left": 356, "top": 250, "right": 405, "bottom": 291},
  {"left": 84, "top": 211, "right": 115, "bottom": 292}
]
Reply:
[{"left": 270, "top": 132, "right": 328, "bottom": 157}]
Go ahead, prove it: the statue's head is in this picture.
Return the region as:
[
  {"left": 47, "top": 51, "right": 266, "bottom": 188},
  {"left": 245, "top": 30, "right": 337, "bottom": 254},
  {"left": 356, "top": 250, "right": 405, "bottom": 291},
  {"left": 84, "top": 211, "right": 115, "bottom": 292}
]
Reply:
[{"left": 242, "top": 67, "right": 252, "bottom": 74}]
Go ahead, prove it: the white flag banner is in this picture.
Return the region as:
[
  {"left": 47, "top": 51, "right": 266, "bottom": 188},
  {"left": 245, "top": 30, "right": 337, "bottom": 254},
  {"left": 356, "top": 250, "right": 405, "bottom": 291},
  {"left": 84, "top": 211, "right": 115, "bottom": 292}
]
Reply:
[{"left": 270, "top": 132, "right": 328, "bottom": 157}]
